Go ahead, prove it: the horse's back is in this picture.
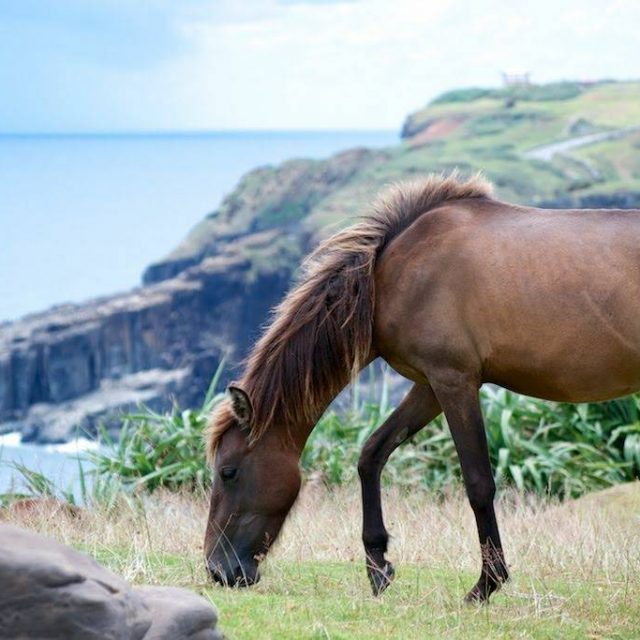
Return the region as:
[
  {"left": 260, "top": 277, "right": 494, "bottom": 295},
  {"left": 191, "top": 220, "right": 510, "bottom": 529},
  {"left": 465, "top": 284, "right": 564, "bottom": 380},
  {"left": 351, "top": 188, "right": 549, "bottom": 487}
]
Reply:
[{"left": 374, "top": 199, "right": 640, "bottom": 402}]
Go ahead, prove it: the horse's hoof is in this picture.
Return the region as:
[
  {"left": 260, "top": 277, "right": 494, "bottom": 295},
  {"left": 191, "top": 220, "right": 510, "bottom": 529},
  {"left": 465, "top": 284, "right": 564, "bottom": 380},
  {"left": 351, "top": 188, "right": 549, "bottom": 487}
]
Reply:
[
  {"left": 463, "top": 575, "right": 505, "bottom": 605},
  {"left": 367, "top": 561, "right": 395, "bottom": 596},
  {"left": 463, "top": 585, "right": 488, "bottom": 605}
]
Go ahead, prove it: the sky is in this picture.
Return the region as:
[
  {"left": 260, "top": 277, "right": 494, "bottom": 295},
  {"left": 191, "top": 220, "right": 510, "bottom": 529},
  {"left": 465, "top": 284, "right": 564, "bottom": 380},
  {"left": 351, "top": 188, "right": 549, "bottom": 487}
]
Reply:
[{"left": 1, "top": 0, "right": 639, "bottom": 132}]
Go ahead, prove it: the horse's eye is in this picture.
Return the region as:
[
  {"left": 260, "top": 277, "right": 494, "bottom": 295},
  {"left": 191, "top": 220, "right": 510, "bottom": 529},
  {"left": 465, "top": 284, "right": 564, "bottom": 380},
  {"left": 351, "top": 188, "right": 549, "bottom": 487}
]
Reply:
[{"left": 220, "top": 466, "right": 238, "bottom": 482}]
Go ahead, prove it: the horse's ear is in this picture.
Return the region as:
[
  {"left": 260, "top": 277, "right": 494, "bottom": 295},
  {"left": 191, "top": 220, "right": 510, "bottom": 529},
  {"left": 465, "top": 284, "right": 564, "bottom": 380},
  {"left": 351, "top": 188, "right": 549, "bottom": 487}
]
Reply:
[{"left": 228, "top": 384, "right": 253, "bottom": 426}]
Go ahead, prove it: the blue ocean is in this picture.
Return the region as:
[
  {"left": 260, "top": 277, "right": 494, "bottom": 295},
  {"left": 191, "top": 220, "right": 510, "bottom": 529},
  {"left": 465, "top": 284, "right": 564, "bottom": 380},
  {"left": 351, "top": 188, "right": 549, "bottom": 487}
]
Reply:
[
  {"left": 0, "top": 130, "right": 397, "bottom": 322},
  {"left": 0, "top": 432, "right": 97, "bottom": 499},
  {"left": 0, "top": 129, "right": 397, "bottom": 493}
]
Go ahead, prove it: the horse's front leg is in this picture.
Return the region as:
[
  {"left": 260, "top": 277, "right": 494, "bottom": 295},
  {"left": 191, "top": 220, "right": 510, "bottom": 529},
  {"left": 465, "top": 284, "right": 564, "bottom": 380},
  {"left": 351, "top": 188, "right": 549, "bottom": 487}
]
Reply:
[
  {"left": 357, "top": 383, "right": 441, "bottom": 596},
  {"left": 430, "top": 370, "right": 509, "bottom": 603}
]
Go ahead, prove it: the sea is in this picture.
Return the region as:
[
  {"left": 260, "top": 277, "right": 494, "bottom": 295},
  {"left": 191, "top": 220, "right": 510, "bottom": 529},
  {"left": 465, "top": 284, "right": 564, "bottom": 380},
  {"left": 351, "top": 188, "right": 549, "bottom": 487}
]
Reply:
[
  {"left": 0, "top": 129, "right": 397, "bottom": 495},
  {"left": 0, "top": 432, "right": 98, "bottom": 499}
]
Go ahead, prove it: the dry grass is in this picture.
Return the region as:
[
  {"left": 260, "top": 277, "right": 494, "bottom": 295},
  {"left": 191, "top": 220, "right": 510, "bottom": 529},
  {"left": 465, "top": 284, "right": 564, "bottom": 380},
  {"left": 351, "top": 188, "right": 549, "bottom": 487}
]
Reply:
[
  {"left": 3, "top": 482, "right": 640, "bottom": 638},
  {"left": 285, "top": 482, "right": 640, "bottom": 574}
]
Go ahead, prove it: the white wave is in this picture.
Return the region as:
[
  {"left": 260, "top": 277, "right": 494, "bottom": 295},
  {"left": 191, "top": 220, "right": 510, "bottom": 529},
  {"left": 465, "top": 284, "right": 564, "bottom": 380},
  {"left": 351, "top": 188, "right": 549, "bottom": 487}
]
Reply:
[
  {"left": 0, "top": 432, "right": 22, "bottom": 448},
  {"left": 45, "top": 438, "right": 100, "bottom": 454},
  {"left": 0, "top": 431, "right": 99, "bottom": 454}
]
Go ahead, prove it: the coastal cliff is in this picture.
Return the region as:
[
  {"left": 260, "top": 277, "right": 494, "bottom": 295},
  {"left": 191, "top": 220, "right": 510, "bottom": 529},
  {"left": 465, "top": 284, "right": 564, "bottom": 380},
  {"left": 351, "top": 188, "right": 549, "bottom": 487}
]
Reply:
[
  {"left": 0, "top": 242, "right": 292, "bottom": 442},
  {"left": 3, "top": 79, "right": 640, "bottom": 442},
  {"left": 0, "top": 149, "right": 378, "bottom": 442}
]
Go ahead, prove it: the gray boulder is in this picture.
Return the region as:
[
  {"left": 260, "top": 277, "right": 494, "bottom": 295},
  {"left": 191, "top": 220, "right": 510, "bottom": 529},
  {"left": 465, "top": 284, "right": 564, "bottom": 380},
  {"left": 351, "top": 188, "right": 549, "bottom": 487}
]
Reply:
[
  {"left": 137, "top": 587, "right": 222, "bottom": 640},
  {"left": 0, "top": 524, "right": 222, "bottom": 639}
]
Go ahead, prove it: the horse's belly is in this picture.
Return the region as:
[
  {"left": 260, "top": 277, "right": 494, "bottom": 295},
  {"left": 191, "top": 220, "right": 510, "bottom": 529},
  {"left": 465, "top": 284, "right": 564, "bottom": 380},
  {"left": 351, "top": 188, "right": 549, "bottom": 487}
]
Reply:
[
  {"left": 486, "top": 366, "right": 640, "bottom": 403},
  {"left": 482, "top": 323, "right": 640, "bottom": 402}
]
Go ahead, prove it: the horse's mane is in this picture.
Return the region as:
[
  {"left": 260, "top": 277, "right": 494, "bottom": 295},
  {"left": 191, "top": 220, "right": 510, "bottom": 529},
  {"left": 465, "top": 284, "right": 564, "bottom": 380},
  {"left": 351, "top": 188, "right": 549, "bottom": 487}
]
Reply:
[{"left": 207, "top": 172, "right": 492, "bottom": 458}]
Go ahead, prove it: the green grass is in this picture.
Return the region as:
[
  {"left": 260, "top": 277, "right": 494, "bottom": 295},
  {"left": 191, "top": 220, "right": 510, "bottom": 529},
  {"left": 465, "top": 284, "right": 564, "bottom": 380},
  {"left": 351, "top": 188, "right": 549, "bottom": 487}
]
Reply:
[
  {"left": 6, "top": 480, "right": 639, "bottom": 640},
  {"left": 205, "top": 563, "right": 640, "bottom": 640},
  {"left": 88, "top": 550, "right": 640, "bottom": 640}
]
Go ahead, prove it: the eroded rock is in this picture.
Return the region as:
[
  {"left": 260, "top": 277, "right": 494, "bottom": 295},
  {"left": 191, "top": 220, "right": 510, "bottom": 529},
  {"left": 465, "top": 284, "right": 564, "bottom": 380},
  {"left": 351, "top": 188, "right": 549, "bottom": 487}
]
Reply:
[
  {"left": 0, "top": 524, "right": 222, "bottom": 639},
  {"left": 136, "top": 586, "right": 222, "bottom": 640}
]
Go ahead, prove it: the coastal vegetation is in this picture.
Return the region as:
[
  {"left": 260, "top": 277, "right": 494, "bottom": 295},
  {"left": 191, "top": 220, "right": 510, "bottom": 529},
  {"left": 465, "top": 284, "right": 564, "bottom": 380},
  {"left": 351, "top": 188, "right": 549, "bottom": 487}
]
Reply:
[
  {"left": 5, "top": 360, "right": 638, "bottom": 506},
  {"left": 3, "top": 364, "right": 639, "bottom": 637},
  {"left": 2, "top": 478, "right": 639, "bottom": 639},
  {"left": 78, "top": 370, "right": 640, "bottom": 501}
]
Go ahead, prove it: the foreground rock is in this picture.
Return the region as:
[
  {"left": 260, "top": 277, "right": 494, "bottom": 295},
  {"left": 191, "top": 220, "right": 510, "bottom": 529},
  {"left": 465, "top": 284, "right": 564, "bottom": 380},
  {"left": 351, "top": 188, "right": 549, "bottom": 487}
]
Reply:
[
  {"left": 0, "top": 524, "right": 222, "bottom": 639},
  {"left": 137, "top": 587, "right": 223, "bottom": 640}
]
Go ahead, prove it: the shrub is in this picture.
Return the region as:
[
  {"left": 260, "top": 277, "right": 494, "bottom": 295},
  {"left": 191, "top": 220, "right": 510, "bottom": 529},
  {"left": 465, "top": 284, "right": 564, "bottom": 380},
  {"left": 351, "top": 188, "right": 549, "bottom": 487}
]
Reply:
[
  {"left": 507, "top": 81, "right": 583, "bottom": 102},
  {"left": 302, "top": 382, "right": 640, "bottom": 498},
  {"left": 77, "top": 369, "right": 640, "bottom": 499},
  {"left": 85, "top": 366, "right": 224, "bottom": 493},
  {"left": 429, "top": 82, "right": 584, "bottom": 107},
  {"left": 431, "top": 88, "right": 495, "bottom": 105}
]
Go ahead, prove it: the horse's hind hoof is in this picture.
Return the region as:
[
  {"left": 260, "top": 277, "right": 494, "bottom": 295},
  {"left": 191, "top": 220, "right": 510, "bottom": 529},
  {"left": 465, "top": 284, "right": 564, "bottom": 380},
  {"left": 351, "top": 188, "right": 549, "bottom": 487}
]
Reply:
[
  {"left": 463, "top": 584, "right": 488, "bottom": 605},
  {"left": 463, "top": 575, "right": 505, "bottom": 605},
  {"left": 367, "top": 561, "right": 395, "bottom": 596}
]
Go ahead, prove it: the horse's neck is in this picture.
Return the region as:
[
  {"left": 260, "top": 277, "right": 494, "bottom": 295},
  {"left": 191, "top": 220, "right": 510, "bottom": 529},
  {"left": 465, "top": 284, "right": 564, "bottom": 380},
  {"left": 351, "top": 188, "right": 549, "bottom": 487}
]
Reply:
[
  {"left": 281, "top": 356, "right": 376, "bottom": 455},
  {"left": 285, "top": 406, "right": 330, "bottom": 455}
]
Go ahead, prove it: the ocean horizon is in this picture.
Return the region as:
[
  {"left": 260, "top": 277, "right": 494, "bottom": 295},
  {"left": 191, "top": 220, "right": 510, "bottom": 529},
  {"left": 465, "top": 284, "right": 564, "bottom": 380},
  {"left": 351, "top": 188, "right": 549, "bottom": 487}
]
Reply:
[{"left": 0, "top": 129, "right": 397, "bottom": 322}]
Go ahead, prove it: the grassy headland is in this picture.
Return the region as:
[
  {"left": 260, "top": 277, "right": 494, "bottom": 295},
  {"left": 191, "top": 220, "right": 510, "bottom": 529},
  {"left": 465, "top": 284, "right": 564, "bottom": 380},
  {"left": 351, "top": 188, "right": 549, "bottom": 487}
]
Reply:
[{"left": 151, "top": 79, "right": 640, "bottom": 282}]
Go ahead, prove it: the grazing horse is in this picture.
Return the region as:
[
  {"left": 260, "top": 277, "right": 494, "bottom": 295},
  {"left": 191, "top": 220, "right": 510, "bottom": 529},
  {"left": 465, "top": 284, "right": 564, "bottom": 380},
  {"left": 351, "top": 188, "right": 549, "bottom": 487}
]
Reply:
[{"left": 204, "top": 172, "right": 640, "bottom": 602}]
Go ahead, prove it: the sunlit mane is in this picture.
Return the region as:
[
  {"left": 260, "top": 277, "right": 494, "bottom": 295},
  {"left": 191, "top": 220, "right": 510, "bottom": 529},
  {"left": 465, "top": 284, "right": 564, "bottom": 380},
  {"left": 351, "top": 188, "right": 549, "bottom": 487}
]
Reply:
[{"left": 206, "top": 171, "right": 493, "bottom": 458}]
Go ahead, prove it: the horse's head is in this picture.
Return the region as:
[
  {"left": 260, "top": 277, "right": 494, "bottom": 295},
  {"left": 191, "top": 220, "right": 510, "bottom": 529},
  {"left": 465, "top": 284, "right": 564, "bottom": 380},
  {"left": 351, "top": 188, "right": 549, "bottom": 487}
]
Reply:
[{"left": 204, "top": 386, "right": 301, "bottom": 587}]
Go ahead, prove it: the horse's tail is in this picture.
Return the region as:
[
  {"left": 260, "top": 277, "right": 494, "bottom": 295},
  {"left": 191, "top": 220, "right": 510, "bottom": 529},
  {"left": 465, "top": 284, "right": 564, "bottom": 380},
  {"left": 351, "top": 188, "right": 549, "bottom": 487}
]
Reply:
[{"left": 236, "top": 171, "right": 492, "bottom": 441}]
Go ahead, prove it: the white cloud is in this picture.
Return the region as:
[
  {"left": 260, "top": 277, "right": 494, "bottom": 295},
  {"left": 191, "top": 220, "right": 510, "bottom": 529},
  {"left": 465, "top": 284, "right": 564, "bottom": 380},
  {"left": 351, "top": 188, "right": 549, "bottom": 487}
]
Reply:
[{"left": 2, "top": 0, "right": 640, "bottom": 131}]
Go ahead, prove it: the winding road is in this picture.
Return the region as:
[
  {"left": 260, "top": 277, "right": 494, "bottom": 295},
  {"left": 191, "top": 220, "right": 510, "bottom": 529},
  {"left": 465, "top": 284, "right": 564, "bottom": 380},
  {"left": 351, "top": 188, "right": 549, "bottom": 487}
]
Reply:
[{"left": 525, "top": 126, "right": 640, "bottom": 162}]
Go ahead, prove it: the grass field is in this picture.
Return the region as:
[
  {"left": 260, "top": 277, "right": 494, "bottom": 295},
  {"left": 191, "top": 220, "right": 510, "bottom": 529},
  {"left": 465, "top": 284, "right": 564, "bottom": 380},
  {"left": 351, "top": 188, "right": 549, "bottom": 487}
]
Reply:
[{"left": 3, "top": 481, "right": 639, "bottom": 639}]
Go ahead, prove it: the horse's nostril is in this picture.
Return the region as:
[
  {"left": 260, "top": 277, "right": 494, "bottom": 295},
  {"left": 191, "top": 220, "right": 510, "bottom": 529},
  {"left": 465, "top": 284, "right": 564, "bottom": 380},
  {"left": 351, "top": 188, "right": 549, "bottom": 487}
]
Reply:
[
  {"left": 234, "top": 566, "right": 248, "bottom": 587},
  {"left": 208, "top": 559, "right": 259, "bottom": 587},
  {"left": 234, "top": 565, "right": 260, "bottom": 587},
  {"left": 207, "top": 563, "right": 229, "bottom": 586},
  {"left": 211, "top": 571, "right": 224, "bottom": 585}
]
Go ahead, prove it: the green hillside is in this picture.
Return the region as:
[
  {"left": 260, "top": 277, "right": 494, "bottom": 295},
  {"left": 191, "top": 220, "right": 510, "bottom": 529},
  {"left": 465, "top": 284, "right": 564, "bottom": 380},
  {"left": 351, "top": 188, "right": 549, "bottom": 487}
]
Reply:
[
  {"left": 400, "top": 79, "right": 640, "bottom": 199},
  {"left": 146, "top": 79, "right": 640, "bottom": 282}
]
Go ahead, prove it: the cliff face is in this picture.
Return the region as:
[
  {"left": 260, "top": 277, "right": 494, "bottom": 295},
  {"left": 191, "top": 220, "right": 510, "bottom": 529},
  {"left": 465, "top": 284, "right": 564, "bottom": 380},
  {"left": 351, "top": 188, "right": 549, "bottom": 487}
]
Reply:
[
  {"left": 0, "top": 148, "right": 378, "bottom": 443},
  {"left": 3, "top": 80, "right": 640, "bottom": 442},
  {"left": 0, "top": 235, "right": 292, "bottom": 442}
]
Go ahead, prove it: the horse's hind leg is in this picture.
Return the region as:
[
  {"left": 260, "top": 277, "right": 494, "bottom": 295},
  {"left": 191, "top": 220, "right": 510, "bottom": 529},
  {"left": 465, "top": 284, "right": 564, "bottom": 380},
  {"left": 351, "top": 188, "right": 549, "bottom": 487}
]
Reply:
[
  {"left": 430, "top": 370, "right": 509, "bottom": 603},
  {"left": 358, "top": 383, "right": 441, "bottom": 596}
]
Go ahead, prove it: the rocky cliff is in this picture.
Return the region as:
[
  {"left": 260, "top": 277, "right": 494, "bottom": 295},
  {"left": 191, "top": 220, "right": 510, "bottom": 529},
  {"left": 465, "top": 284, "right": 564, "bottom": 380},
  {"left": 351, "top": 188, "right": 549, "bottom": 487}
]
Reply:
[
  {"left": 3, "top": 80, "right": 640, "bottom": 442},
  {"left": 0, "top": 149, "right": 378, "bottom": 442},
  {"left": 0, "top": 234, "right": 292, "bottom": 442}
]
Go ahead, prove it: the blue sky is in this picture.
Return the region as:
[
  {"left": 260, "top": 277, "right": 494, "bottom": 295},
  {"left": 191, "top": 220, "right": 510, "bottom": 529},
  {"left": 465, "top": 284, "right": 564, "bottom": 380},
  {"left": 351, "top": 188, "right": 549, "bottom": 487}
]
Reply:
[{"left": 1, "top": 0, "right": 639, "bottom": 132}]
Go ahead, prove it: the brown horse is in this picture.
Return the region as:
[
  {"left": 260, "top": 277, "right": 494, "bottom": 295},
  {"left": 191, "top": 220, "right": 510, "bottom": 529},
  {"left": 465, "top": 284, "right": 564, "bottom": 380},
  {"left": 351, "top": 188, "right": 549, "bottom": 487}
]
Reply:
[{"left": 204, "top": 172, "right": 640, "bottom": 602}]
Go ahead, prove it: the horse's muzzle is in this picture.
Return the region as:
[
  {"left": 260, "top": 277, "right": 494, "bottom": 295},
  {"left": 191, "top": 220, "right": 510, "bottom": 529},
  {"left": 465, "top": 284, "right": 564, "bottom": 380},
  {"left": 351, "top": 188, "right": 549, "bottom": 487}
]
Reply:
[{"left": 208, "top": 560, "right": 260, "bottom": 588}]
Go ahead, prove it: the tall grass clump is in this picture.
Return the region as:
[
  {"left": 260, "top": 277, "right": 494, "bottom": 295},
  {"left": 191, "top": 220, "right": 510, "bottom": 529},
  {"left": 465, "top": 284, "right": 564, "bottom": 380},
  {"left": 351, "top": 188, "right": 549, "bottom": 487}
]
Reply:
[
  {"left": 0, "top": 461, "right": 79, "bottom": 507},
  {"left": 302, "top": 376, "right": 640, "bottom": 498},
  {"left": 72, "top": 365, "right": 640, "bottom": 500},
  {"left": 483, "top": 387, "right": 640, "bottom": 497},
  {"left": 86, "top": 365, "right": 226, "bottom": 493}
]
